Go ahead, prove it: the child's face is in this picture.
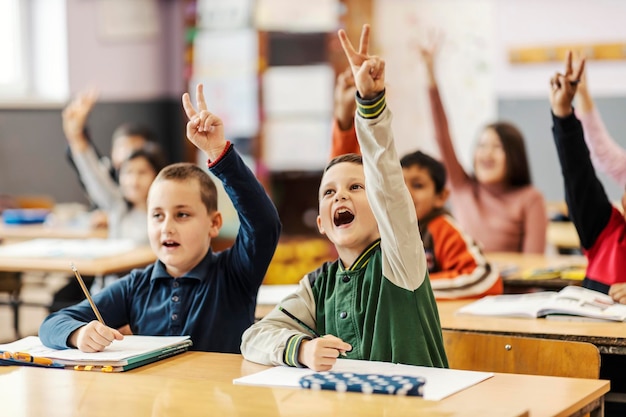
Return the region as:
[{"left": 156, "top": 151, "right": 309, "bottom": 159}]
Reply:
[
  {"left": 474, "top": 128, "right": 507, "bottom": 185},
  {"left": 147, "top": 178, "right": 222, "bottom": 278},
  {"left": 119, "top": 156, "right": 157, "bottom": 207},
  {"left": 316, "top": 162, "right": 379, "bottom": 255},
  {"left": 112, "top": 135, "right": 147, "bottom": 170},
  {"left": 402, "top": 165, "right": 448, "bottom": 220}
]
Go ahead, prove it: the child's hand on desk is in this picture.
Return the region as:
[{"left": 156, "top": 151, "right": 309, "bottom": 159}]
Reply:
[
  {"left": 69, "top": 321, "right": 124, "bottom": 353},
  {"left": 298, "top": 335, "right": 351, "bottom": 372},
  {"left": 609, "top": 284, "right": 626, "bottom": 305}
]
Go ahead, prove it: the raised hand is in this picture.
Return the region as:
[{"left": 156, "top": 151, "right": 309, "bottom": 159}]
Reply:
[
  {"left": 549, "top": 51, "right": 586, "bottom": 118},
  {"left": 334, "top": 67, "right": 357, "bottom": 130},
  {"left": 417, "top": 29, "right": 442, "bottom": 86},
  {"left": 62, "top": 89, "right": 99, "bottom": 150},
  {"left": 337, "top": 24, "right": 385, "bottom": 100},
  {"left": 182, "top": 84, "right": 227, "bottom": 161}
]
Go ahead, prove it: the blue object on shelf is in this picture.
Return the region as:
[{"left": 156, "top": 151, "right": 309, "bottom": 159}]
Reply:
[{"left": 2, "top": 209, "right": 50, "bottom": 225}]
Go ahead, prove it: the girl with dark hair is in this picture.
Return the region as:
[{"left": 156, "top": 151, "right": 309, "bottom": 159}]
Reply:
[{"left": 420, "top": 39, "right": 547, "bottom": 254}]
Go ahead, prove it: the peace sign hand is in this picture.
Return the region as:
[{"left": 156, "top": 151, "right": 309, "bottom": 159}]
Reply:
[
  {"left": 338, "top": 24, "right": 385, "bottom": 100},
  {"left": 549, "top": 51, "right": 586, "bottom": 118},
  {"left": 182, "top": 84, "right": 227, "bottom": 161}
]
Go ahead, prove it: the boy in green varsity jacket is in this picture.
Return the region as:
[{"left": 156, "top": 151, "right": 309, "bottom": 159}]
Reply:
[{"left": 241, "top": 24, "right": 448, "bottom": 371}]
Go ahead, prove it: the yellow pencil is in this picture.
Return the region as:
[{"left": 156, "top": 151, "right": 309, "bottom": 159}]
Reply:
[{"left": 70, "top": 262, "right": 105, "bottom": 325}]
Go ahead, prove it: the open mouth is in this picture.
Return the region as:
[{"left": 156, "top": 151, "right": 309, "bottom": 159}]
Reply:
[
  {"left": 162, "top": 240, "right": 180, "bottom": 248},
  {"left": 334, "top": 208, "right": 355, "bottom": 227}
]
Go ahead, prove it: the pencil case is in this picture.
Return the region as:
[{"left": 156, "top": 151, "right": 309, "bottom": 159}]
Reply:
[{"left": 299, "top": 371, "right": 426, "bottom": 396}]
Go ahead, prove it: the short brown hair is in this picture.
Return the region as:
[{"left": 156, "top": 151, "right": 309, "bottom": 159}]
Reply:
[
  {"left": 324, "top": 153, "right": 362, "bottom": 173},
  {"left": 154, "top": 163, "right": 218, "bottom": 213}
]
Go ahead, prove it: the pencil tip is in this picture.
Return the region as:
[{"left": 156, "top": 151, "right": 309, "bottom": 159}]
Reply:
[{"left": 70, "top": 262, "right": 76, "bottom": 271}]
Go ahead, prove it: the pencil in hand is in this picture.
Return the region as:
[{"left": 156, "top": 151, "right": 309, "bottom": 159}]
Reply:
[
  {"left": 71, "top": 262, "right": 106, "bottom": 325},
  {"left": 278, "top": 306, "right": 348, "bottom": 357}
]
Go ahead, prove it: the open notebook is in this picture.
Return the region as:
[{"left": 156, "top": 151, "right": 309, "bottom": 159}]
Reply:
[
  {"left": 0, "top": 335, "right": 192, "bottom": 372},
  {"left": 458, "top": 286, "right": 626, "bottom": 322}
]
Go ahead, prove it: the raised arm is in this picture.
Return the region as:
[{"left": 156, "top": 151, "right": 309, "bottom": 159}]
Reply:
[
  {"left": 339, "top": 24, "right": 427, "bottom": 291},
  {"left": 62, "top": 89, "right": 98, "bottom": 153},
  {"left": 550, "top": 52, "right": 612, "bottom": 249},
  {"left": 182, "top": 84, "right": 281, "bottom": 296},
  {"left": 329, "top": 68, "right": 360, "bottom": 159},
  {"left": 419, "top": 36, "right": 470, "bottom": 188},
  {"left": 576, "top": 69, "right": 626, "bottom": 185}
]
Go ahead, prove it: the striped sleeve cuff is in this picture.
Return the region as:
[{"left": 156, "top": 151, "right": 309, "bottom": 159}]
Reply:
[
  {"left": 283, "top": 334, "right": 311, "bottom": 368},
  {"left": 356, "top": 90, "right": 386, "bottom": 119}
]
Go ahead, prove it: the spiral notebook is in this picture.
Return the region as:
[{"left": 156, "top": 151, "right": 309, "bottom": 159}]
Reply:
[{"left": 0, "top": 335, "right": 192, "bottom": 372}]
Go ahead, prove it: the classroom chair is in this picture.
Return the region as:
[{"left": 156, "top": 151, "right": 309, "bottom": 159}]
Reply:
[{"left": 443, "top": 329, "right": 600, "bottom": 379}]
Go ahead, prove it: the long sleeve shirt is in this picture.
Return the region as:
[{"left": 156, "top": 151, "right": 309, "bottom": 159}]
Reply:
[
  {"left": 578, "top": 107, "right": 626, "bottom": 186},
  {"left": 552, "top": 112, "right": 626, "bottom": 292},
  {"left": 428, "top": 87, "right": 547, "bottom": 254},
  {"left": 71, "top": 144, "right": 147, "bottom": 242}
]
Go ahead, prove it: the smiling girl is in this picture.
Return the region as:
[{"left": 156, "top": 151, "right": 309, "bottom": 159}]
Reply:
[{"left": 420, "top": 39, "right": 547, "bottom": 254}]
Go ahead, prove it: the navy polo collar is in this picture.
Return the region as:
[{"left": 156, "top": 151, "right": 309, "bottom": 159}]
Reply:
[{"left": 150, "top": 248, "right": 213, "bottom": 282}]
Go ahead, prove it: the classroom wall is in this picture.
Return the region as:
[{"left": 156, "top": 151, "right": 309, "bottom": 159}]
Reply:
[
  {"left": 375, "top": 0, "right": 626, "bottom": 202},
  {"left": 2, "top": 0, "right": 626, "bottom": 205},
  {"left": 0, "top": 0, "right": 186, "bottom": 204}
]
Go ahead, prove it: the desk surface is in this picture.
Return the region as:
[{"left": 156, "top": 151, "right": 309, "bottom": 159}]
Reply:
[
  {"left": 547, "top": 221, "right": 581, "bottom": 249},
  {"left": 0, "top": 222, "right": 107, "bottom": 242},
  {"left": 487, "top": 252, "right": 586, "bottom": 292},
  {"left": 439, "top": 300, "right": 626, "bottom": 354},
  {"left": 0, "top": 244, "right": 156, "bottom": 276},
  {"left": 0, "top": 352, "right": 610, "bottom": 417}
]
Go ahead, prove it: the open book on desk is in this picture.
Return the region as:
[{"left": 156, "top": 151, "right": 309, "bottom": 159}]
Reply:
[
  {"left": 458, "top": 286, "right": 626, "bottom": 322},
  {"left": 0, "top": 335, "right": 192, "bottom": 372},
  {"left": 234, "top": 358, "right": 492, "bottom": 401}
]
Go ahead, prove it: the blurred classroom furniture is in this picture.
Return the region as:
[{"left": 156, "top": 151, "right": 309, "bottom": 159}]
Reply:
[
  {"left": 547, "top": 221, "right": 581, "bottom": 253},
  {"left": 0, "top": 239, "right": 155, "bottom": 338},
  {"left": 486, "top": 252, "right": 586, "bottom": 293},
  {"left": 0, "top": 221, "right": 107, "bottom": 243},
  {"left": 0, "top": 351, "right": 611, "bottom": 417}
]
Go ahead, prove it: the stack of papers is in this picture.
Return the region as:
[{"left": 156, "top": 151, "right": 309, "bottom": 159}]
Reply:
[{"left": 0, "top": 335, "right": 192, "bottom": 372}]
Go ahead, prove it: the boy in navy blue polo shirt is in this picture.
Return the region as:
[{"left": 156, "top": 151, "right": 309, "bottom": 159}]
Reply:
[{"left": 39, "top": 84, "right": 281, "bottom": 353}]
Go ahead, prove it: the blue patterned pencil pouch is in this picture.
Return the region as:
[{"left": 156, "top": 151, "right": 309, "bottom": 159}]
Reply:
[{"left": 299, "top": 371, "right": 426, "bottom": 396}]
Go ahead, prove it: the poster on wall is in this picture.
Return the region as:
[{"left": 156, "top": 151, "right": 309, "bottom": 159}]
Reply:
[
  {"left": 97, "top": 0, "right": 160, "bottom": 41},
  {"left": 191, "top": 29, "right": 259, "bottom": 140}
]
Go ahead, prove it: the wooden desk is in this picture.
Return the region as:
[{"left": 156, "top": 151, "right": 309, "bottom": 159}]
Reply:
[
  {"left": 0, "top": 352, "right": 610, "bottom": 417},
  {"left": 438, "top": 300, "right": 626, "bottom": 355},
  {"left": 548, "top": 221, "right": 581, "bottom": 250},
  {"left": 0, "top": 244, "right": 156, "bottom": 276},
  {"left": 0, "top": 222, "right": 107, "bottom": 243}
]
